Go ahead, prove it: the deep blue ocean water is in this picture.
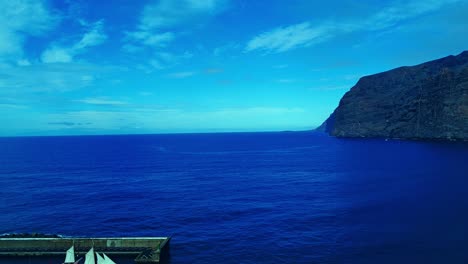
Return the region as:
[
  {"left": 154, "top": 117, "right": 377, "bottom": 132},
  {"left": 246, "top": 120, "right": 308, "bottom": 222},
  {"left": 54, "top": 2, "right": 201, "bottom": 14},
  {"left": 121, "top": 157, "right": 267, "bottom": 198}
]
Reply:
[{"left": 0, "top": 132, "right": 467, "bottom": 263}]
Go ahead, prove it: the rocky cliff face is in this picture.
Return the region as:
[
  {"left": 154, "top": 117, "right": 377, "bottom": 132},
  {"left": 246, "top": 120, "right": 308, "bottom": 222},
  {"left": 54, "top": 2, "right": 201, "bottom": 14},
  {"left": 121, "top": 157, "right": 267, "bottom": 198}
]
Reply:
[{"left": 319, "top": 51, "right": 468, "bottom": 141}]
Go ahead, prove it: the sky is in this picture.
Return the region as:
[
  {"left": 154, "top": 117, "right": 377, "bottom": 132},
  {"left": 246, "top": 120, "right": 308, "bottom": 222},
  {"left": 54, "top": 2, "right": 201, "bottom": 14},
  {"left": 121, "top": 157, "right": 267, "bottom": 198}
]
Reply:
[{"left": 0, "top": 0, "right": 467, "bottom": 136}]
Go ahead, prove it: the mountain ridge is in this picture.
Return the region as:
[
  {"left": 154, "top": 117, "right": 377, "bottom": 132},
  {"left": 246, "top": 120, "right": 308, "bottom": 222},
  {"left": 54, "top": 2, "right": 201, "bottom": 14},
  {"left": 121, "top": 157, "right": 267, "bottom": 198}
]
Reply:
[{"left": 318, "top": 51, "right": 468, "bottom": 141}]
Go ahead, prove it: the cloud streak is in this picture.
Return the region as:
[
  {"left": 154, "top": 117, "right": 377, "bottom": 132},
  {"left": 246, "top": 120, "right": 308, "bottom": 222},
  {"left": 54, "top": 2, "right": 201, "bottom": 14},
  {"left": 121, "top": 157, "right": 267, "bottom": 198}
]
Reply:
[
  {"left": 125, "top": 31, "right": 174, "bottom": 48},
  {"left": 0, "top": 103, "right": 28, "bottom": 109},
  {"left": 0, "top": 62, "right": 123, "bottom": 93},
  {"left": 125, "top": 0, "right": 228, "bottom": 69},
  {"left": 41, "top": 20, "right": 107, "bottom": 63},
  {"left": 246, "top": 22, "right": 331, "bottom": 53},
  {"left": 167, "top": 71, "right": 196, "bottom": 78},
  {"left": 138, "top": 51, "right": 193, "bottom": 71},
  {"left": 138, "top": 0, "right": 227, "bottom": 30},
  {"left": 0, "top": 0, "right": 58, "bottom": 62},
  {"left": 40, "top": 106, "right": 307, "bottom": 134},
  {"left": 245, "top": 0, "right": 461, "bottom": 53},
  {"left": 126, "top": 0, "right": 228, "bottom": 47},
  {"left": 75, "top": 98, "right": 128, "bottom": 106}
]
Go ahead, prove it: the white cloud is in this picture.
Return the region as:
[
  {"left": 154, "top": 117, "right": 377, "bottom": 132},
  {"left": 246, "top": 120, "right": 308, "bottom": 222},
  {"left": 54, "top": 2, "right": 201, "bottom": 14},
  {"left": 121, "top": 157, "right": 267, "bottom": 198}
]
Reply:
[
  {"left": 0, "top": 30, "right": 23, "bottom": 59},
  {"left": 126, "top": 31, "right": 174, "bottom": 48},
  {"left": 41, "top": 47, "right": 73, "bottom": 63},
  {"left": 144, "top": 51, "right": 193, "bottom": 71},
  {"left": 124, "top": 0, "right": 228, "bottom": 69},
  {"left": 41, "top": 20, "right": 107, "bottom": 63},
  {"left": 245, "top": 0, "right": 461, "bottom": 53},
  {"left": 74, "top": 20, "right": 107, "bottom": 49},
  {"left": 126, "top": 0, "right": 227, "bottom": 47},
  {"left": 138, "top": 0, "right": 226, "bottom": 30},
  {"left": 246, "top": 22, "right": 331, "bottom": 53},
  {"left": 368, "top": 0, "right": 461, "bottom": 30},
  {"left": 17, "top": 59, "right": 31, "bottom": 66},
  {"left": 0, "top": 0, "right": 58, "bottom": 61}
]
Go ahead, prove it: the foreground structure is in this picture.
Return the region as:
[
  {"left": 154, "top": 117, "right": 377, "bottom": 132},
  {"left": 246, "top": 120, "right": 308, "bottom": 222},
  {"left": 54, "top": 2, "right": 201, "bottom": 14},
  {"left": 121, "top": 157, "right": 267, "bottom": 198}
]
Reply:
[{"left": 0, "top": 236, "right": 171, "bottom": 263}]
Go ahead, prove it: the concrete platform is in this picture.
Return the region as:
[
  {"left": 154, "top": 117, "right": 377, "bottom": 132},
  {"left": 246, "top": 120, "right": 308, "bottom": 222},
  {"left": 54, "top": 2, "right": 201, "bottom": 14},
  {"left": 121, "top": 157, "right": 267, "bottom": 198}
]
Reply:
[{"left": 0, "top": 237, "right": 171, "bottom": 263}]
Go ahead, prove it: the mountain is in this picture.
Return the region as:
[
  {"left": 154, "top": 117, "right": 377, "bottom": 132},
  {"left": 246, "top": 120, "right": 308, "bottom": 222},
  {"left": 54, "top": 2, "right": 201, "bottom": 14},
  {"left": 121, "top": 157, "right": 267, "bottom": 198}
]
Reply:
[{"left": 318, "top": 51, "right": 468, "bottom": 141}]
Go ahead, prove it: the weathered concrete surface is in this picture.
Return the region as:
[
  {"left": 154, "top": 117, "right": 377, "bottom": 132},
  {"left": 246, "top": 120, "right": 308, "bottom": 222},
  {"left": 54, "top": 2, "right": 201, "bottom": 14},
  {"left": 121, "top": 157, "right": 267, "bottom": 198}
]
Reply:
[{"left": 0, "top": 237, "right": 170, "bottom": 263}]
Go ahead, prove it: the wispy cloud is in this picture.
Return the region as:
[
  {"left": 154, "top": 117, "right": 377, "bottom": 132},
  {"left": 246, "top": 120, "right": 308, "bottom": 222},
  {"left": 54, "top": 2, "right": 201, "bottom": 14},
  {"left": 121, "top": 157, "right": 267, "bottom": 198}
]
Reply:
[
  {"left": 0, "top": 0, "right": 58, "bottom": 62},
  {"left": 204, "top": 68, "right": 223, "bottom": 74},
  {"left": 17, "top": 59, "right": 32, "bottom": 66},
  {"left": 167, "top": 71, "right": 196, "bottom": 78},
  {"left": 41, "top": 20, "right": 107, "bottom": 63},
  {"left": 367, "top": 0, "right": 461, "bottom": 30},
  {"left": 41, "top": 106, "right": 306, "bottom": 134},
  {"left": 246, "top": 22, "right": 331, "bottom": 53},
  {"left": 0, "top": 62, "right": 123, "bottom": 93},
  {"left": 213, "top": 43, "right": 240, "bottom": 57},
  {"left": 125, "top": 31, "right": 174, "bottom": 48},
  {"left": 40, "top": 47, "right": 73, "bottom": 63},
  {"left": 73, "top": 20, "right": 107, "bottom": 49},
  {"left": 133, "top": 51, "right": 195, "bottom": 72},
  {"left": 0, "top": 103, "right": 28, "bottom": 109},
  {"left": 125, "top": 0, "right": 228, "bottom": 69},
  {"left": 75, "top": 98, "right": 128, "bottom": 106},
  {"left": 138, "top": 0, "right": 228, "bottom": 30},
  {"left": 245, "top": 0, "right": 461, "bottom": 53}
]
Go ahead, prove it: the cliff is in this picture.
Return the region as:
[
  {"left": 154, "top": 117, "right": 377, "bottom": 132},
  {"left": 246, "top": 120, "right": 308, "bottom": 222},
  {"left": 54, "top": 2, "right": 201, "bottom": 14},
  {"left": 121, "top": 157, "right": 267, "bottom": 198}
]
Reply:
[{"left": 319, "top": 51, "right": 468, "bottom": 141}]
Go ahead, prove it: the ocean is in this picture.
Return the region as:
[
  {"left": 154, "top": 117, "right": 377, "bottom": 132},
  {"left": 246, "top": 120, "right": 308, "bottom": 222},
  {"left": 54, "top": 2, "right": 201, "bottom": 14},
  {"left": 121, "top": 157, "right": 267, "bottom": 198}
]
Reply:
[{"left": 0, "top": 132, "right": 467, "bottom": 263}]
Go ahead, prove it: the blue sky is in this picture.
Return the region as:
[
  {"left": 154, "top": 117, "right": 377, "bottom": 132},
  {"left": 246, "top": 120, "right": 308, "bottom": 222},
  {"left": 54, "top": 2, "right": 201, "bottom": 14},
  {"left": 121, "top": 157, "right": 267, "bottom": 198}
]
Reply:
[{"left": 0, "top": 0, "right": 467, "bottom": 136}]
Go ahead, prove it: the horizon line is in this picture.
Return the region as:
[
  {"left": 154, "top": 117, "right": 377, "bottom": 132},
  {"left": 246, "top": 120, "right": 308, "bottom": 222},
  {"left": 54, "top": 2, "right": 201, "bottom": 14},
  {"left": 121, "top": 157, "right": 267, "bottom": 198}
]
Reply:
[{"left": 0, "top": 128, "right": 320, "bottom": 138}]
